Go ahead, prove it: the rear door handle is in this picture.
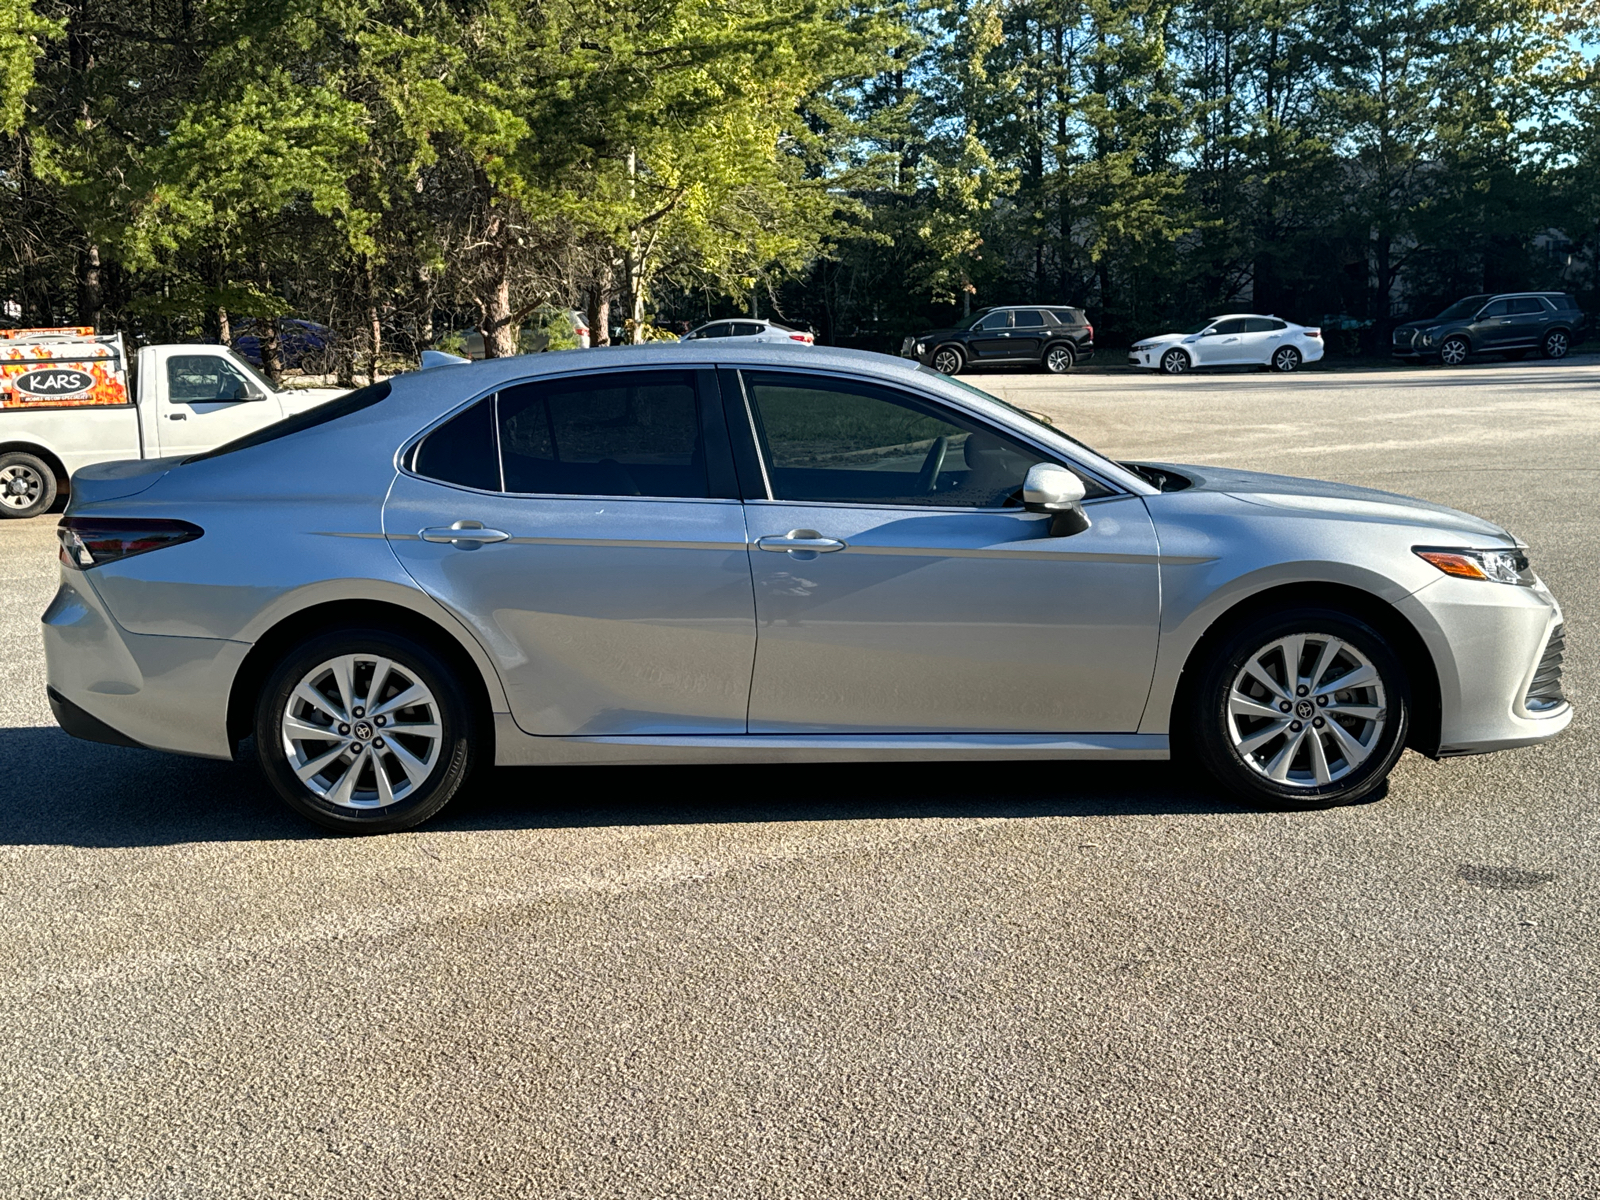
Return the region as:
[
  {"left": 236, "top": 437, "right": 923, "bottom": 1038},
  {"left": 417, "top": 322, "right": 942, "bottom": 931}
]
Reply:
[
  {"left": 755, "top": 530, "right": 847, "bottom": 554},
  {"left": 420, "top": 520, "right": 511, "bottom": 549}
]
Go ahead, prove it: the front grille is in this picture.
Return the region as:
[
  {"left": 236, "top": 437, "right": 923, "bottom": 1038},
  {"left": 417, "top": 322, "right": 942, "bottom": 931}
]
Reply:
[
  {"left": 1393, "top": 329, "right": 1415, "bottom": 347},
  {"left": 1525, "top": 624, "right": 1566, "bottom": 712}
]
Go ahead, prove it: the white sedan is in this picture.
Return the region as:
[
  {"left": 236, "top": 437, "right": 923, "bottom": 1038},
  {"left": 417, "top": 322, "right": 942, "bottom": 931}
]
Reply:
[
  {"left": 1129, "top": 314, "right": 1324, "bottom": 374},
  {"left": 680, "top": 318, "right": 815, "bottom": 345}
]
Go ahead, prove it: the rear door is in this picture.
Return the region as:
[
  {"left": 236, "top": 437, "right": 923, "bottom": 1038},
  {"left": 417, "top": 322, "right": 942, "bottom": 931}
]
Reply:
[
  {"left": 1501, "top": 297, "right": 1548, "bottom": 348},
  {"left": 384, "top": 367, "right": 757, "bottom": 737},
  {"left": 150, "top": 348, "right": 286, "bottom": 455},
  {"left": 1240, "top": 317, "right": 1289, "bottom": 363},
  {"left": 1192, "top": 318, "right": 1250, "bottom": 365},
  {"left": 1008, "top": 310, "right": 1050, "bottom": 362}
]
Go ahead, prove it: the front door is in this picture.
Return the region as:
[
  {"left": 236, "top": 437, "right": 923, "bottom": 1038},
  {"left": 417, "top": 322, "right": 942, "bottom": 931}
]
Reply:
[
  {"left": 1472, "top": 298, "right": 1514, "bottom": 348},
  {"left": 385, "top": 368, "right": 757, "bottom": 736},
  {"left": 968, "top": 310, "right": 1015, "bottom": 361},
  {"left": 732, "top": 369, "right": 1161, "bottom": 733},
  {"left": 154, "top": 350, "right": 285, "bottom": 456}
]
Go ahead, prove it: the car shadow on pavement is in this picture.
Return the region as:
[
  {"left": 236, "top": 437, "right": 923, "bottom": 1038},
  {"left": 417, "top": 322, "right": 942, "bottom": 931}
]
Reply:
[{"left": 0, "top": 724, "right": 1292, "bottom": 848}]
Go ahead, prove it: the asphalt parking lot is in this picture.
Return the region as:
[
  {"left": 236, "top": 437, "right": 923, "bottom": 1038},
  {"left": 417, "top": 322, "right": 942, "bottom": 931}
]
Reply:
[{"left": 2, "top": 358, "right": 1596, "bottom": 1198}]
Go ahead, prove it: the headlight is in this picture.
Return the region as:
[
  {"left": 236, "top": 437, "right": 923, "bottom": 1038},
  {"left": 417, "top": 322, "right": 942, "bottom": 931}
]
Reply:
[
  {"left": 1131, "top": 342, "right": 1150, "bottom": 352},
  {"left": 916, "top": 342, "right": 927, "bottom": 355},
  {"left": 1420, "top": 331, "right": 1434, "bottom": 345},
  {"left": 1415, "top": 546, "right": 1533, "bottom": 585}
]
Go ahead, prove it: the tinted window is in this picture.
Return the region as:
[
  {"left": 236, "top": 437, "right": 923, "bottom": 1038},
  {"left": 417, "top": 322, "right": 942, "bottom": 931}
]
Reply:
[
  {"left": 413, "top": 398, "right": 499, "bottom": 491},
  {"left": 1208, "top": 318, "right": 1249, "bottom": 336},
  {"left": 1013, "top": 310, "right": 1048, "bottom": 329},
  {"left": 1243, "top": 317, "right": 1287, "bottom": 332},
  {"left": 1480, "top": 299, "right": 1511, "bottom": 318},
  {"left": 742, "top": 371, "right": 1066, "bottom": 508},
  {"left": 1508, "top": 297, "right": 1546, "bottom": 315},
  {"left": 498, "top": 370, "right": 706, "bottom": 498},
  {"left": 168, "top": 355, "right": 257, "bottom": 402},
  {"left": 977, "top": 311, "right": 1011, "bottom": 331},
  {"left": 697, "top": 324, "right": 732, "bottom": 339},
  {"left": 731, "top": 323, "right": 765, "bottom": 337},
  {"left": 1547, "top": 293, "right": 1578, "bottom": 311},
  {"left": 1051, "top": 309, "right": 1082, "bottom": 325}
]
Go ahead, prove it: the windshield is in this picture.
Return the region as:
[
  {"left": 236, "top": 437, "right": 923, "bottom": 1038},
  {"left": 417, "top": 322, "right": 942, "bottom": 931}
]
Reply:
[
  {"left": 915, "top": 366, "right": 1103, "bottom": 457},
  {"left": 1180, "top": 319, "right": 1218, "bottom": 335},
  {"left": 1433, "top": 295, "right": 1491, "bottom": 322},
  {"left": 232, "top": 354, "right": 283, "bottom": 395}
]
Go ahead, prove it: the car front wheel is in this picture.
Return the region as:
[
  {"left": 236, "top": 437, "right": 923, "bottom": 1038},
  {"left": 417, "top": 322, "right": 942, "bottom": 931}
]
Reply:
[
  {"left": 1271, "top": 345, "right": 1302, "bottom": 372},
  {"left": 1541, "top": 330, "right": 1569, "bottom": 360},
  {"left": 1188, "top": 609, "right": 1409, "bottom": 808},
  {"left": 931, "top": 346, "right": 964, "bottom": 375},
  {"left": 1043, "top": 344, "right": 1074, "bottom": 374},
  {"left": 255, "top": 628, "right": 477, "bottom": 833},
  {"left": 0, "top": 452, "right": 58, "bottom": 519},
  {"left": 1159, "top": 348, "right": 1191, "bottom": 375},
  {"left": 1438, "top": 336, "right": 1471, "bottom": 366}
]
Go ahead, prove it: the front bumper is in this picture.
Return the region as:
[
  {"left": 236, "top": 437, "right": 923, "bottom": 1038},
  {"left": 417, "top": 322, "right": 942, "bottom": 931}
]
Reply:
[
  {"left": 1399, "top": 574, "right": 1572, "bottom": 756},
  {"left": 42, "top": 568, "right": 247, "bottom": 760}
]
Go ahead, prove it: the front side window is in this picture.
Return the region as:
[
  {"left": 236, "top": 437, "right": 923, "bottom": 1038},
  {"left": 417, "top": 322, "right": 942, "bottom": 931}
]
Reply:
[
  {"left": 976, "top": 311, "right": 1011, "bottom": 331},
  {"left": 696, "top": 324, "right": 731, "bottom": 339},
  {"left": 498, "top": 371, "right": 706, "bottom": 498},
  {"left": 167, "top": 355, "right": 258, "bottom": 402},
  {"left": 742, "top": 371, "right": 1077, "bottom": 508},
  {"left": 1207, "top": 318, "right": 1249, "bottom": 336},
  {"left": 1479, "top": 299, "right": 1511, "bottom": 318}
]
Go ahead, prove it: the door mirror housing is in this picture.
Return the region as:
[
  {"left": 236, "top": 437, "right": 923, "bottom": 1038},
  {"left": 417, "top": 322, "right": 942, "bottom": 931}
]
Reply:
[{"left": 1022, "top": 463, "right": 1091, "bottom": 536}]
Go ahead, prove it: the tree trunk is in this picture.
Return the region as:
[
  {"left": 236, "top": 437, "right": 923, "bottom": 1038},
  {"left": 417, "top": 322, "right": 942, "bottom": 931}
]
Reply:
[
  {"left": 217, "top": 307, "right": 231, "bottom": 344},
  {"left": 77, "top": 242, "right": 102, "bottom": 330},
  {"left": 484, "top": 272, "right": 516, "bottom": 358},
  {"left": 365, "top": 259, "right": 381, "bottom": 383},
  {"left": 259, "top": 319, "right": 282, "bottom": 384},
  {"left": 587, "top": 257, "right": 613, "bottom": 346}
]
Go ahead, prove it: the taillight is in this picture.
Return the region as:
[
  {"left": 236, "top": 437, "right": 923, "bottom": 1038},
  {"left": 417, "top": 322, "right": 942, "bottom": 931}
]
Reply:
[
  {"left": 57, "top": 517, "right": 203, "bottom": 570},
  {"left": 1085, "top": 324, "right": 1094, "bottom": 340},
  {"left": 1306, "top": 328, "right": 1321, "bottom": 339},
  {"left": 789, "top": 333, "right": 814, "bottom": 343}
]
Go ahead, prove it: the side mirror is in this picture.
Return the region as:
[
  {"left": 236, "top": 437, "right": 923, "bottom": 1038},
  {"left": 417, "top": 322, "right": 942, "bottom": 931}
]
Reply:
[{"left": 1022, "top": 463, "right": 1091, "bottom": 536}]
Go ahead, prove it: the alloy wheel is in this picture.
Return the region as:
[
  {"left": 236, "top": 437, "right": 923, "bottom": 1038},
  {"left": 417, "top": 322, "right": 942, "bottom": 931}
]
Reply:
[
  {"left": 1044, "top": 345, "right": 1073, "bottom": 374},
  {"left": 1226, "top": 632, "right": 1387, "bottom": 788},
  {"left": 1543, "top": 331, "right": 1568, "bottom": 359},
  {"left": 0, "top": 463, "right": 44, "bottom": 511},
  {"left": 1273, "top": 346, "right": 1301, "bottom": 372},
  {"left": 932, "top": 347, "right": 963, "bottom": 375},
  {"left": 1160, "top": 348, "right": 1190, "bottom": 374},
  {"left": 281, "top": 653, "right": 443, "bottom": 809},
  {"left": 1439, "top": 337, "right": 1470, "bottom": 366}
]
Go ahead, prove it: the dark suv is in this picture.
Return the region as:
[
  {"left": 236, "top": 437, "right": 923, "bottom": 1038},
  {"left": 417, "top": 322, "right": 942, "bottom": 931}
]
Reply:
[
  {"left": 1391, "top": 292, "right": 1588, "bottom": 365},
  {"left": 901, "top": 307, "right": 1095, "bottom": 375}
]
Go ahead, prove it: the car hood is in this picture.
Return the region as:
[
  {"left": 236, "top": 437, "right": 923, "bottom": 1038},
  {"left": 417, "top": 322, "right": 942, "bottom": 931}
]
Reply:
[
  {"left": 914, "top": 328, "right": 969, "bottom": 342},
  {"left": 1132, "top": 331, "right": 1193, "bottom": 346},
  {"left": 1137, "top": 462, "right": 1514, "bottom": 543}
]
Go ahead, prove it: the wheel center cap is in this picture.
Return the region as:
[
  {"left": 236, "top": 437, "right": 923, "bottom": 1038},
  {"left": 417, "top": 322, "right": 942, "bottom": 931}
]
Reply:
[
  {"left": 352, "top": 720, "right": 375, "bottom": 741},
  {"left": 8, "top": 479, "right": 27, "bottom": 495},
  {"left": 1295, "top": 700, "right": 1315, "bottom": 720}
]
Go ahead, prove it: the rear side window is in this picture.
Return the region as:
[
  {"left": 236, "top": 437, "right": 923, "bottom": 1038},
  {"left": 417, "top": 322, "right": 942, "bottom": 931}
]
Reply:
[
  {"left": 1244, "top": 317, "right": 1288, "bottom": 332},
  {"left": 497, "top": 370, "right": 707, "bottom": 498},
  {"left": 1508, "top": 297, "right": 1546, "bottom": 314},
  {"left": 1012, "top": 310, "right": 1048, "bottom": 329},
  {"left": 184, "top": 380, "right": 392, "bottom": 464},
  {"left": 412, "top": 398, "right": 499, "bottom": 490},
  {"left": 731, "top": 323, "right": 765, "bottom": 337}
]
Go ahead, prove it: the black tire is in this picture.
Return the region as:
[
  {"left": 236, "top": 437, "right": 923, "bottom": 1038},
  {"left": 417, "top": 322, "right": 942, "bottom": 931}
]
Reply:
[
  {"left": 1042, "top": 343, "right": 1074, "bottom": 374},
  {"left": 255, "top": 628, "right": 477, "bottom": 833},
  {"left": 1271, "top": 345, "right": 1302, "bottom": 373},
  {"left": 0, "top": 451, "right": 58, "bottom": 519},
  {"left": 1159, "top": 347, "right": 1191, "bottom": 375},
  {"left": 1187, "top": 608, "right": 1409, "bottom": 809},
  {"left": 1541, "top": 329, "right": 1570, "bottom": 360},
  {"left": 1438, "top": 335, "right": 1471, "bottom": 367},
  {"left": 931, "top": 345, "right": 964, "bottom": 376}
]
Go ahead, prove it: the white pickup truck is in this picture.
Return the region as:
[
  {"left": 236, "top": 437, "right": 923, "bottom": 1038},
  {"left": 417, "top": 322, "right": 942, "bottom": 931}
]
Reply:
[{"left": 0, "top": 328, "right": 345, "bottom": 518}]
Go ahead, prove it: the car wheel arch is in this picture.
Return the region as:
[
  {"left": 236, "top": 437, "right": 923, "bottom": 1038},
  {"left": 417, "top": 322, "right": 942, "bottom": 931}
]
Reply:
[
  {"left": 1165, "top": 581, "right": 1443, "bottom": 761},
  {"left": 0, "top": 441, "right": 69, "bottom": 501},
  {"left": 226, "top": 598, "right": 500, "bottom": 758}
]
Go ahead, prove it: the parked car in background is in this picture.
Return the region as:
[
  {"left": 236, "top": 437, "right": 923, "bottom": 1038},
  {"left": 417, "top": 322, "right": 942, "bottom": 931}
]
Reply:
[
  {"left": 1131, "top": 315, "right": 1324, "bottom": 374},
  {"left": 47, "top": 343, "right": 1569, "bottom": 833},
  {"left": 901, "top": 307, "right": 1094, "bottom": 375},
  {"left": 233, "top": 319, "right": 334, "bottom": 372},
  {"left": 680, "top": 318, "right": 815, "bottom": 345},
  {"left": 0, "top": 327, "right": 344, "bottom": 518},
  {"left": 1390, "top": 292, "right": 1587, "bottom": 365}
]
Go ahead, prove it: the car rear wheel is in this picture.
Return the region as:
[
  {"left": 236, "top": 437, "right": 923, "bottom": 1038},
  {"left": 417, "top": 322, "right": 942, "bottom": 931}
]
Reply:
[
  {"left": 0, "top": 452, "right": 58, "bottom": 519},
  {"left": 931, "top": 346, "right": 964, "bottom": 375},
  {"left": 1439, "top": 336, "right": 1471, "bottom": 366},
  {"left": 1159, "top": 348, "right": 1191, "bottom": 375},
  {"left": 1271, "top": 346, "right": 1302, "bottom": 373},
  {"left": 1188, "top": 609, "right": 1409, "bottom": 808},
  {"left": 1043, "top": 343, "right": 1074, "bottom": 374},
  {"left": 255, "top": 628, "right": 477, "bottom": 833},
  {"left": 1541, "top": 330, "right": 1569, "bottom": 360}
]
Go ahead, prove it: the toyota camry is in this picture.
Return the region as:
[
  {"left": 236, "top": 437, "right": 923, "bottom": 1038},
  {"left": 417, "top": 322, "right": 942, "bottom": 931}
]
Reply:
[{"left": 44, "top": 344, "right": 1569, "bottom": 832}]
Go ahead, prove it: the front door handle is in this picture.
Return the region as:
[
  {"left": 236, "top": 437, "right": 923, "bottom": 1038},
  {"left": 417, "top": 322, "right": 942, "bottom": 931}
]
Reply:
[
  {"left": 755, "top": 530, "right": 847, "bottom": 555},
  {"left": 168, "top": 412, "right": 187, "bottom": 420},
  {"left": 419, "top": 520, "right": 511, "bottom": 549}
]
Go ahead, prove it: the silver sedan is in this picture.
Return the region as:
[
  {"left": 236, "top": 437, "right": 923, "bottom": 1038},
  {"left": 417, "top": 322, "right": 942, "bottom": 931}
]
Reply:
[{"left": 43, "top": 345, "right": 1570, "bottom": 831}]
